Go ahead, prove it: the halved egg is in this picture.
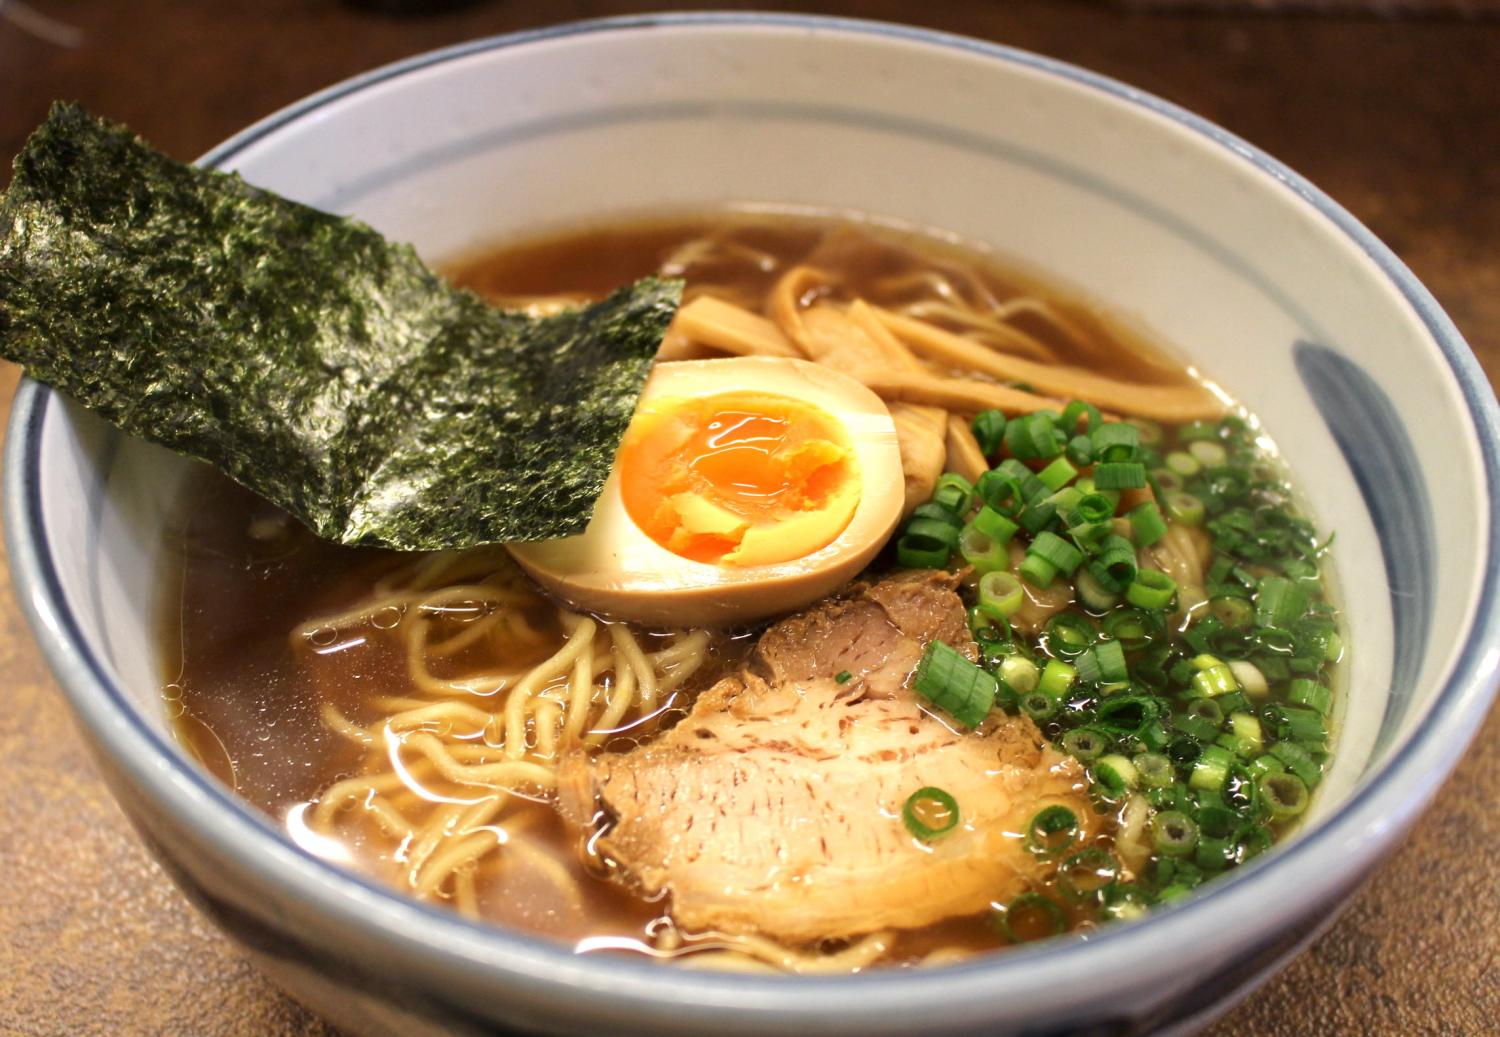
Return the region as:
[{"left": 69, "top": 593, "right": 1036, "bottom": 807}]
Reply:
[{"left": 508, "top": 356, "right": 903, "bottom": 626}]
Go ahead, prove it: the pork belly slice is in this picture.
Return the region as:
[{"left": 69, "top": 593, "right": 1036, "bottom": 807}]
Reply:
[{"left": 561, "top": 571, "right": 1089, "bottom": 943}]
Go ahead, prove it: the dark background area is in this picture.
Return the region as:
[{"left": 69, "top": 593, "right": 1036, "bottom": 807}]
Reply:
[{"left": 1, "top": 2, "right": 1496, "bottom": 1034}]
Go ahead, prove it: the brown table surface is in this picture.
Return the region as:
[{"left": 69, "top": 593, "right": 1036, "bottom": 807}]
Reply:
[{"left": 2, "top": 2, "right": 1497, "bottom": 1034}]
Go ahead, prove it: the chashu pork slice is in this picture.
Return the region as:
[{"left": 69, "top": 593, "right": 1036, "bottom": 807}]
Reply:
[{"left": 561, "top": 571, "right": 1089, "bottom": 944}]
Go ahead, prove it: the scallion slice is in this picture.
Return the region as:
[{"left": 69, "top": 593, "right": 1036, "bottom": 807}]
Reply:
[
  {"left": 1091, "top": 422, "right": 1140, "bottom": 462},
  {"left": 1128, "top": 501, "right": 1168, "bottom": 547},
  {"left": 1133, "top": 751, "right": 1175, "bottom": 788},
  {"left": 1025, "top": 805, "right": 1080, "bottom": 857},
  {"left": 972, "top": 409, "right": 1007, "bottom": 457},
  {"left": 972, "top": 505, "right": 1019, "bottom": 544},
  {"left": 931, "top": 472, "right": 976, "bottom": 518},
  {"left": 1255, "top": 575, "right": 1309, "bottom": 628},
  {"left": 1038, "top": 658, "right": 1077, "bottom": 699},
  {"left": 1060, "top": 727, "right": 1110, "bottom": 762},
  {"left": 1164, "top": 491, "right": 1206, "bottom": 526},
  {"left": 1094, "top": 461, "right": 1147, "bottom": 490},
  {"left": 1092, "top": 753, "right": 1139, "bottom": 796},
  {"left": 902, "top": 786, "right": 960, "bottom": 840},
  {"left": 1190, "top": 744, "right": 1235, "bottom": 792},
  {"left": 979, "top": 570, "right": 1025, "bottom": 619},
  {"left": 1037, "top": 456, "right": 1079, "bottom": 491},
  {"left": 1058, "top": 848, "right": 1119, "bottom": 902},
  {"left": 1258, "top": 773, "right": 1310, "bottom": 819},
  {"left": 1152, "top": 810, "right": 1200, "bottom": 856},
  {"left": 1288, "top": 677, "right": 1333, "bottom": 715},
  {"left": 995, "top": 892, "right": 1069, "bottom": 943},
  {"left": 896, "top": 534, "right": 950, "bottom": 569},
  {"left": 911, "top": 639, "right": 997, "bottom": 729},
  {"left": 1030, "top": 531, "right": 1084, "bottom": 576},
  {"left": 1126, "top": 568, "right": 1177, "bottom": 610},
  {"left": 1165, "top": 450, "right": 1201, "bottom": 477},
  {"left": 1044, "top": 613, "right": 1096, "bottom": 660},
  {"left": 1088, "top": 535, "right": 1138, "bottom": 592},
  {"left": 959, "top": 524, "right": 1010, "bottom": 576}
]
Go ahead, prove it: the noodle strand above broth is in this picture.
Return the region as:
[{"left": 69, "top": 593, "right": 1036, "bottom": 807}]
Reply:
[{"left": 167, "top": 212, "right": 1339, "bottom": 972}]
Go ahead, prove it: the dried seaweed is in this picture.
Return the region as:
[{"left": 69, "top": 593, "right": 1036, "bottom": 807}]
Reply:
[{"left": 0, "top": 103, "right": 679, "bottom": 549}]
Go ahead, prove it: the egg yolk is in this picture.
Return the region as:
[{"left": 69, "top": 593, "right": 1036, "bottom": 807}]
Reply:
[{"left": 617, "top": 391, "right": 861, "bottom": 566}]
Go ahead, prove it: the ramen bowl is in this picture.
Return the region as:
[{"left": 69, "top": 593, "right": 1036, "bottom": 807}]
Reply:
[{"left": 6, "top": 13, "right": 1497, "bottom": 1037}]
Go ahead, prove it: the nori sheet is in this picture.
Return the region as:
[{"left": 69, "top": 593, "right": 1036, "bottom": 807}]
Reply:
[{"left": 0, "top": 103, "right": 680, "bottom": 549}]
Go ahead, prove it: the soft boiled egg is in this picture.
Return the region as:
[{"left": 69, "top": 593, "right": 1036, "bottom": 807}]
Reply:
[{"left": 507, "top": 356, "right": 903, "bottom": 626}]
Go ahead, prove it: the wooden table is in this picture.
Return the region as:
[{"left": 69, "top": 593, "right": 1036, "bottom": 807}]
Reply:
[{"left": 2, "top": 2, "right": 1496, "bottom": 1034}]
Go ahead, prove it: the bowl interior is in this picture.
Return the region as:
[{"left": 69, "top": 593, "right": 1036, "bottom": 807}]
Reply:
[{"left": 9, "top": 15, "right": 1491, "bottom": 1030}]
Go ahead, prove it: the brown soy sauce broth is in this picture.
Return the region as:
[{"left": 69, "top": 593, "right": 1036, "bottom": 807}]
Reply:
[{"left": 167, "top": 211, "right": 1213, "bottom": 967}]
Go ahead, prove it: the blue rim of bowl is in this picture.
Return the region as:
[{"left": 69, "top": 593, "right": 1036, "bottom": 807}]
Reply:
[{"left": 7, "top": 12, "right": 1499, "bottom": 1031}]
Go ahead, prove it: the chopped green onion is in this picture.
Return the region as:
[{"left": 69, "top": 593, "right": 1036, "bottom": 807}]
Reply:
[
  {"left": 896, "top": 534, "right": 950, "bottom": 569},
  {"left": 1195, "top": 836, "right": 1237, "bottom": 872},
  {"left": 1074, "top": 567, "right": 1121, "bottom": 611},
  {"left": 1095, "top": 694, "right": 1160, "bottom": 734},
  {"left": 1128, "top": 501, "right": 1168, "bottom": 547},
  {"left": 1258, "top": 773, "right": 1311, "bottom": 819},
  {"left": 911, "top": 640, "right": 997, "bottom": 728},
  {"left": 1037, "top": 456, "right": 1079, "bottom": 491},
  {"left": 1038, "top": 659, "right": 1077, "bottom": 699},
  {"left": 1133, "top": 752, "right": 1175, "bottom": 788},
  {"left": 1094, "top": 461, "right": 1147, "bottom": 490},
  {"left": 959, "top": 524, "right": 1010, "bottom": 576},
  {"left": 1165, "top": 491, "right": 1206, "bottom": 526},
  {"left": 1247, "top": 753, "right": 1286, "bottom": 780},
  {"left": 1152, "top": 810, "right": 1200, "bottom": 856},
  {"left": 902, "top": 786, "right": 960, "bottom": 840},
  {"left": 1227, "top": 712, "right": 1264, "bottom": 755},
  {"left": 931, "top": 473, "right": 976, "bottom": 518},
  {"left": 904, "top": 516, "right": 961, "bottom": 551},
  {"left": 972, "top": 506, "right": 1019, "bottom": 544},
  {"left": 910, "top": 501, "right": 963, "bottom": 528},
  {"left": 1061, "top": 727, "right": 1110, "bottom": 761},
  {"left": 1126, "top": 569, "right": 1177, "bottom": 610},
  {"left": 1190, "top": 744, "right": 1234, "bottom": 791},
  {"left": 1020, "top": 690, "right": 1060, "bottom": 720},
  {"left": 1025, "top": 805, "right": 1079, "bottom": 856},
  {"left": 1192, "top": 663, "right": 1240, "bottom": 698},
  {"left": 1006, "top": 413, "right": 1063, "bottom": 460},
  {"left": 1091, "top": 422, "right": 1140, "bottom": 462},
  {"left": 1066, "top": 434, "right": 1095, "bottom": 467},
  {"left": 1000, "top": 655, "right": 1040, "bottom": 694},
  {"left": 1019, "top": 553, "right": 1059, "bottom": 588},
  {"left": 1045, "top": 613, "right": 1096, "bottom": 659},
  {"left": 1088, "top": 535, "right": 1138, "bottom": 592},
  {"left": 1165, "top": 450, "right": 1201, "bottom": 477},
  {"left": 1093, "top": 753, "right": 1139, "bottom": 796},
  {"left": 1101, "top": 608, "right": 1159, "bottom": 650},
  {"left": 1189, "top": 440, "right": 1228, "bottom": 467},
  {"left": 1058, "top": 848, "right": 1119, "bottom": 902},
  {"left": 1269, "top": 741, "right": 1322, "bottom": 787},
  {"left": 1060, "top": 401, "right": 1103, "bottom": 435},
  {"left": 1178, "top": 420, "right": 1218, "bottom": 443},
  {"left": 995, "top": 892, "right": 1068, "bottom": 943},
  {"left": 1076, "top": 640, "right": 1128, "bottom": 684},
  {"left": 978, "top": 570, "right": 1026, "bottom": 619},
  {"left": 835, "top": 670, "right": 852, "bottom": 684},
  {"left": 976, "top": 469, "right": 1026, "bottom": 515},
  {"left": 1289, "top": 678, "right": 1333, "bottom": 715},
  {"left": 972, "top": 409, "right": 1007, "bottom": 456},
  {"left": 1255, "top": 575, "right": 1309, "bottom": 629},
  {"left": 1267, "top": 705, "right": 1328, "bottom": 746}
]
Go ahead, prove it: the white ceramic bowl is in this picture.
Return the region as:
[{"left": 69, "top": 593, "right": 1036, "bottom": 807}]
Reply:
[{"left": 7, "top": 13, "right": 1498, "bottom": 1037}]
